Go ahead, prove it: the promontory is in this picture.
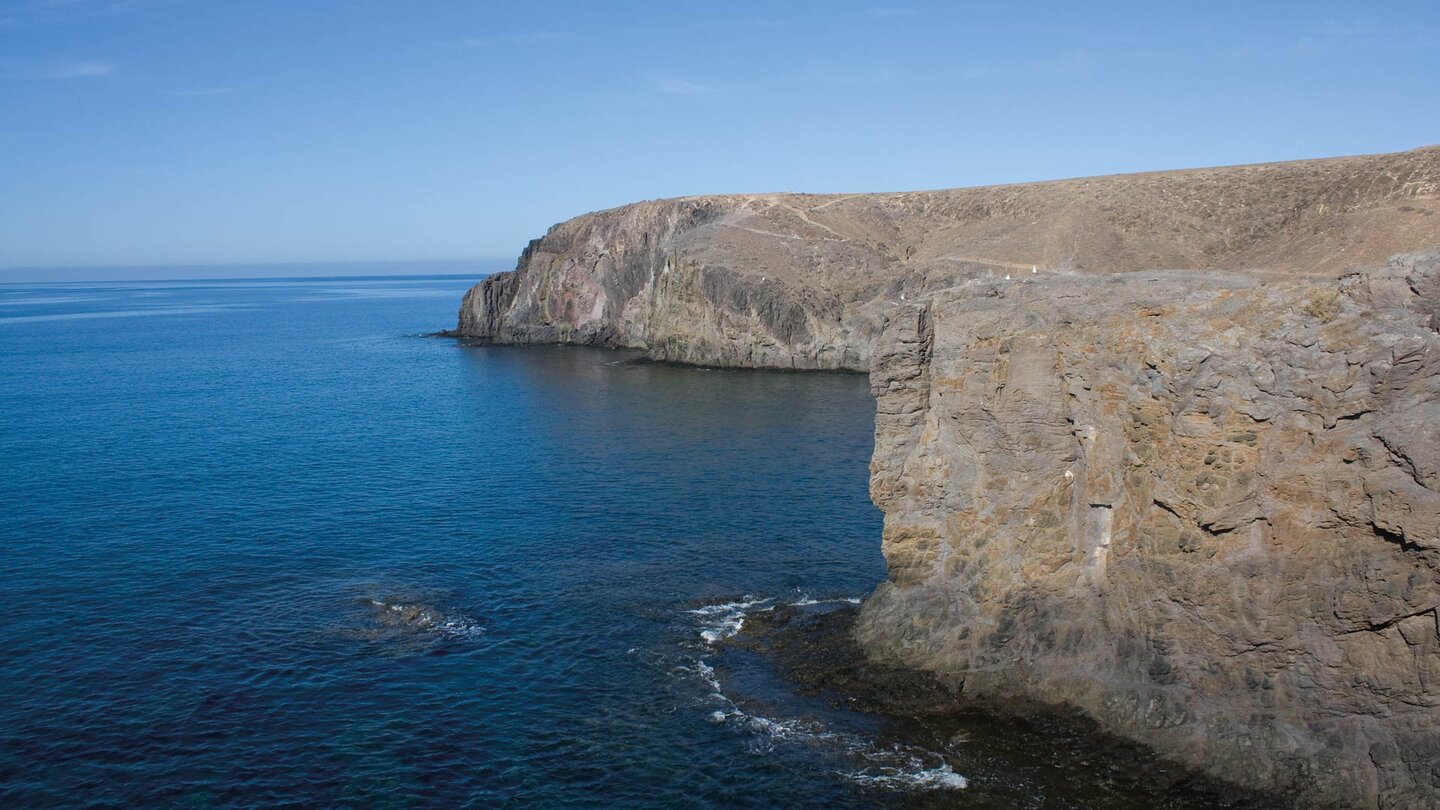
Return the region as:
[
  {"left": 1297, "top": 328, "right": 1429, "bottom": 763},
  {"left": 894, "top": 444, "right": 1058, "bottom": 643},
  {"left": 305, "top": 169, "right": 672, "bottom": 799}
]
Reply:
[{"left": 454, "top": 146, "right": 1440, "bottom": 808}]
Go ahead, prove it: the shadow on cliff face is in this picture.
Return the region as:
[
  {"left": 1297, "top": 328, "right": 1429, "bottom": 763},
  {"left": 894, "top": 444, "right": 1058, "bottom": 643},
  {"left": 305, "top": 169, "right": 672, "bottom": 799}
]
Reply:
[{"left": 722, "top": 603, "right": 1286, "bottom": 810}]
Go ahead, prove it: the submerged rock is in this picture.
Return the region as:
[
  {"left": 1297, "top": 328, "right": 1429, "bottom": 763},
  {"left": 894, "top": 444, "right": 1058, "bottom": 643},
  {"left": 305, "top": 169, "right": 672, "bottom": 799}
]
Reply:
[
  {"left": 732, "top": 604, "right": 1279, "bottom": 808},
  {"left": 368, "top": 598, "right": 446, "bottom": 631},
  {"left": 347, "top": 595, "right": 484, "bottom": 651}
]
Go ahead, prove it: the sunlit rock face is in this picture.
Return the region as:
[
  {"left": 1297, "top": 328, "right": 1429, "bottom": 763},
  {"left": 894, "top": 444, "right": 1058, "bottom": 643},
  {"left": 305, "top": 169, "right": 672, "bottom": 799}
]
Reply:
[
  {"left": 456, "top": 146, "right": 1440, "bottom": 372},
  {"left": 857, "top": 252, "right": 1440, "bottom": 807}
]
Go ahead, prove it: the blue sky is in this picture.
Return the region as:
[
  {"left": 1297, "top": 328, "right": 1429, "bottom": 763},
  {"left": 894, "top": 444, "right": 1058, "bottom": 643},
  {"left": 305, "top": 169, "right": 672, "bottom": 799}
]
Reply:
[{"left": 1, "top": 0, "right": 1437, "bottom": 276}]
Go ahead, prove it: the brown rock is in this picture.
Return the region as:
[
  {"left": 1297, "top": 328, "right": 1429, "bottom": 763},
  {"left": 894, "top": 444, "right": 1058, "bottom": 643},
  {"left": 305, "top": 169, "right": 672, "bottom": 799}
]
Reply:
[
  {"left": 452, "top": 147, "right": 1440, "bottom": 806},
  {"left": 455, "top": 146, "right": 1440, "bottom": 372},
  {"left": 856, "top": 254, "right": 1440, "bottom": 807}
]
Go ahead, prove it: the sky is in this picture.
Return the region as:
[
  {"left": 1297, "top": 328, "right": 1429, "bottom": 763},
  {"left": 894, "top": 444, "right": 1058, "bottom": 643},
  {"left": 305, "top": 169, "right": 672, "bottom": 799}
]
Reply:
[{"left": 1, "top": 0, "right": 1438, "bottom": 279}]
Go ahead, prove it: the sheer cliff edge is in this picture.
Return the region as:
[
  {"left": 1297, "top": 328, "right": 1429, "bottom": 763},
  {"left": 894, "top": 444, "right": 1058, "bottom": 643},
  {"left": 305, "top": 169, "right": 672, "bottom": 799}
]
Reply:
[{"left": 454, "top": 147, "right": 1440, "bottom": 807}]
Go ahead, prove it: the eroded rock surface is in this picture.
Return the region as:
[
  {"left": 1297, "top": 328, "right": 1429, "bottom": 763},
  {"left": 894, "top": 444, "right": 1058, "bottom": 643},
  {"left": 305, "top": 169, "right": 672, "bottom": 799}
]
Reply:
[{"left": 857, "top": 252, "right": 1440, "bottom": 807}]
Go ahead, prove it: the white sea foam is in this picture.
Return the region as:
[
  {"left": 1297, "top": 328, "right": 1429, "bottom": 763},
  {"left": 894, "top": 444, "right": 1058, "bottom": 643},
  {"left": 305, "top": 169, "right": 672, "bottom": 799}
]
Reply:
[
  {"left": 788, "top": 595, "right": 863, "bottom": 607},
  {"left": 718, "top": 696, "right": 966, "bottom": 791},
  {"left": 677, "top": 592, "right": 968, "bottom": 792},
  {"left": 436, "top": 616, "right": 486, "bottom": 639},
  {"left": 687, "top": 596, "right": 773, "bottom": 617},
  {"left": 700, "top": 622, "right": 738, "bottom": 643},
  {"left": 844, "top": 762, "right": 969, "bottom": 790},
  {"left": 689, "top": 596, "right": 774, "bottom": 643},
  {"left": 679, "top": 660, "right": 736, "bottom": 712}
]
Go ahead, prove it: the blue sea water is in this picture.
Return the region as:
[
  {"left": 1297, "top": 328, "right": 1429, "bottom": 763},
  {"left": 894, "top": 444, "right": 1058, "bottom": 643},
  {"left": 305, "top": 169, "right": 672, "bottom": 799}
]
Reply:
[
  {"left": 0, "top": 275, "right": 1255, "bottom": 809},
  {"left": 0, "top": 275, "right": 904, "bottom": 807}
]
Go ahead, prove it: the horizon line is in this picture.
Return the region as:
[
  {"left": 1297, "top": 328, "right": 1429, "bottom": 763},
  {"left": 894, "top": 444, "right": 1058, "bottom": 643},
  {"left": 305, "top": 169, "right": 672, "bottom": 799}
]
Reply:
[
  {"left": 0, "top": 257, "right": 512, "bottom": 284},
  {"left": 1, "top": 257, "right": 510, "bottom": 272}
]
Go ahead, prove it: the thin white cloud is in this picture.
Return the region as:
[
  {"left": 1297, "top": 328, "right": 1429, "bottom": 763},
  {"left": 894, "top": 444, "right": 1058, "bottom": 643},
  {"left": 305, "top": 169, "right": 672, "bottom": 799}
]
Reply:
[
  {"left": 41, "top": 60, "right": 114, "bottom": 78},
  {"left": 512, "top": 31, "right": 577, "bottom": 44},
  {"left": 1319, "top": 18, "right": 1411, "bottom": 38},
  {"left": 650, "top": 77, "right": 716, "bottom": 95},
  {"left": 459, "top": 31, "right": 578, "bottom": 48},
  {"left": 1290, "top": 18, "right": 1437, "bottom": 55},
  {"left": 170, "top": 86, "right": 238, "bottom": 97},
  {"left": 660, "top": 18, "right": 789, "bottom": 34},
  {"left": 806, "top": 62, "right": 898, "bottom": 86},
  {"left": 867, "top": 7, "right": 919, "bottom": 18}
]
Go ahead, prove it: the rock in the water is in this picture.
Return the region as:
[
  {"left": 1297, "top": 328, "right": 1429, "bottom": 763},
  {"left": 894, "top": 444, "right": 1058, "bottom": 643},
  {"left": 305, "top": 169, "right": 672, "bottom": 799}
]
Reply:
[
  {"left": 368, "top": 598, "right": 446, "bottom": 631},
  {"left": 349, "top": 596, "right": 485, "bottom": 651}
]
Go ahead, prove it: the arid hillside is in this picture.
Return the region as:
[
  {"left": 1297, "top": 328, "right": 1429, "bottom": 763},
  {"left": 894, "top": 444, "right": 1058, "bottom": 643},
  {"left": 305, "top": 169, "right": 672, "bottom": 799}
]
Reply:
[
  {"left": 670, "top": 143, "right": 1440, "bottom": 280},
  {"left": 457, "top": 145, "right": 1440, "bottom": 370}
]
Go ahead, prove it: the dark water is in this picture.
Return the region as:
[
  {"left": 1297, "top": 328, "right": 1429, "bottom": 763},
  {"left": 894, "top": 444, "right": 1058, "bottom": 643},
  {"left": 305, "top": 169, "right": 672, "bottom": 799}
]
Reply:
[{"left": 0, "top": 275, "right": 905, "bottom": 807}]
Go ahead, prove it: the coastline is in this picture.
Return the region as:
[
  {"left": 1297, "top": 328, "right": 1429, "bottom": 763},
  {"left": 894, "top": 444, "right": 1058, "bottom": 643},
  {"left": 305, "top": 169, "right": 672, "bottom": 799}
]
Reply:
[
  {"left": 450, "top": 148, "right": 1440, "bottom": 804},
  {"left": 726, "top": 603, "right": 1287, "bottom": 808},
  {"left": 441, "top": 334, "right": 870, "bottom": 375}
]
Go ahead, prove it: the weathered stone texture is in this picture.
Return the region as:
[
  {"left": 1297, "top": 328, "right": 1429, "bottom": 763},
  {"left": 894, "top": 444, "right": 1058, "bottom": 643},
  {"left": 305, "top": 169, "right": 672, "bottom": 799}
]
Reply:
[
  {"left": 856, "top": 253, "right": 1440, "bottom": 807},
  {"left": 456, "top": 147, "right": 1440, "bottom": 372}
]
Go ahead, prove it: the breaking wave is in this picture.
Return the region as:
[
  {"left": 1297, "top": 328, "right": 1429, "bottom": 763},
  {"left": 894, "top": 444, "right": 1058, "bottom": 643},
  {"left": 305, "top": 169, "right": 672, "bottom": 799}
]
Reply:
[
  {"left": 687, "top": 594, "right": 863, "bottom": 644},
  {"left": 678, "top": 594, "right": 968, "bottom": 792},
  {"left": 843, "top": 761, "right": 969, "bottom": 790}
]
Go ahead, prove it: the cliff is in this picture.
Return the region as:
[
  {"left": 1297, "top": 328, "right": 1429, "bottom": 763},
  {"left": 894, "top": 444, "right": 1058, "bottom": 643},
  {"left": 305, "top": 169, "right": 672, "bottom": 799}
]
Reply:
[
  {"left": 857, "top": 252, "right": 1440, "bottom": 807},
  {"left": 455, "top": 147, "right": 1440, "bottom": 806},
  {"left": 456, "top": 146, "right": 1440, "bottom": 370}
]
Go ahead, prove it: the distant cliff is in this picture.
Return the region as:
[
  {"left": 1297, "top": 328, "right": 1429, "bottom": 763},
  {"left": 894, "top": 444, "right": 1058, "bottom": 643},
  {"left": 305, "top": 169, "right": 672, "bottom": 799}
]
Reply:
[
  {"left": 455, "top": 147, "right": 1440, "bottom": 806},
  {"left": 457, "top": 146, "right": 1440, "bottom": 370}
]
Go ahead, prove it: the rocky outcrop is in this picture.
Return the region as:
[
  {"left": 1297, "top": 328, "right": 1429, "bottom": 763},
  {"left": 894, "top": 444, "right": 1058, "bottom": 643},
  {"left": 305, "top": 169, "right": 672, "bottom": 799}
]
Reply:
[
  {"left": 857, "top": 252, "right": 1440, "bottom": 807},
  {"left": 455, "top": 147, "right": 1440, "bottom": 806},
  {"left": 457, "top": 197, "right": 884, "bottom": 369},
  {"left": 456, "top": 146, "right": 1440, "bottom": 371}
]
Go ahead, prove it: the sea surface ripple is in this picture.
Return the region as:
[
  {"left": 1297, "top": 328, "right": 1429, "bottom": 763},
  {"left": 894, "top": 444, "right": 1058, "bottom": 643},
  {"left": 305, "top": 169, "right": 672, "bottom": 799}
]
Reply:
[
  {"left": 0, "top": 275, "right": 902, "bottom": 808},
  {"left": 0, "top": 275, "right": 1246, "bottom": 809}
]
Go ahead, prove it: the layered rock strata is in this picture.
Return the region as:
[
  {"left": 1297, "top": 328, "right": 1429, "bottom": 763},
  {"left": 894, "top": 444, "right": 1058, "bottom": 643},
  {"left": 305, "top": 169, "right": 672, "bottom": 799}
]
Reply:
[{"left": 454, "top": 147, "right": 1440, "bottom": 806}]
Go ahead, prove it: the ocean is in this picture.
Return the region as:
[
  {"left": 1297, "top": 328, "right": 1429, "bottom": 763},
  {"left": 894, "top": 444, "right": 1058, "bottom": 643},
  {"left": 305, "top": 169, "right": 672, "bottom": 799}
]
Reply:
[
  {"left": 0, "top": 274, "right": 900, "bottom": 807},
  {"left": 0, "top": 274, "right": 1252, "bottom": 809}
]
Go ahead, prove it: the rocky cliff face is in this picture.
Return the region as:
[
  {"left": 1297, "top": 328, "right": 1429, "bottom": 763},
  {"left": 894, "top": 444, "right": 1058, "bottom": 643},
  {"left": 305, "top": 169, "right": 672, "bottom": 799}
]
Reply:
[
  {"left": 457, "top": 196, "right": 885, "bottom": 369},
  {"left": 456, "top": 147, "right": 1440, "bottom": 806},
  {"left": 856, "top": 252, "right": 1440, "bottom": 807},
  {"left": 457, "top": 146, "right": 1440, "bottom": 371}
]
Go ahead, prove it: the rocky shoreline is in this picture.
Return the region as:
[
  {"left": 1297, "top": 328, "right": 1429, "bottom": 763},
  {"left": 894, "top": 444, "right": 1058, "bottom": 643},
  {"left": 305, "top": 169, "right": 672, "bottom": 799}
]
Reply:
[
  {"left": 456, "top": 146, "right": 1440, "bottom": 806},
  {"left": 726, "top": 603, "right": 1284, "bottom": 808}
]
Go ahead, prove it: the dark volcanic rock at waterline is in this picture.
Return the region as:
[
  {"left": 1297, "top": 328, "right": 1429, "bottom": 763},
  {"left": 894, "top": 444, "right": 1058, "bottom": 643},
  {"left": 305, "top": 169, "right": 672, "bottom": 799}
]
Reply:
[{"left": 729, "top": 605, "right": 1280, "bottom": 809}]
